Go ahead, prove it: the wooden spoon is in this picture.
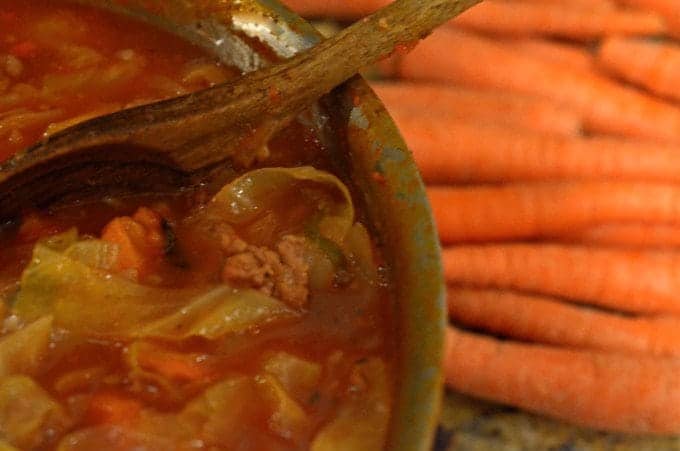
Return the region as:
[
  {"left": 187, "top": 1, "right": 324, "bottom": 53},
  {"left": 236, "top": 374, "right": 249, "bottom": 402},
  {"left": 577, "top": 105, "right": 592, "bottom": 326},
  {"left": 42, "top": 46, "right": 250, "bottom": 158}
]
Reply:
[{"left": 0, "top": 0, "right": 481, "bottom": 220}]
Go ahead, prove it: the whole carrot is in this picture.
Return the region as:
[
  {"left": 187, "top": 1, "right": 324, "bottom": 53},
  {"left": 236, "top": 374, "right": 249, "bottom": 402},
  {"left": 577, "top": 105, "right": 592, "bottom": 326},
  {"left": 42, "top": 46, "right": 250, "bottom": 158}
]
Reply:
[
  {"left": 599, "top": 37, "right": 680, "bottom": 103},
  {"left": 443, "top": 244, "right": 680, "bottom": 314},
  {"left": 562, "top": 223, "right": 680, "bottom": 248},
  {"left": 280, "top": 0, "right": 390, "bottom": 19},
  {"left": 372, "top": 82, "right": 581, "bottom": 136},
  {"left": 513, "top": 0, "right": 616, "bottom": 10},
  {"left": 454, "top": 0, "right": 665, "bottom": 39},
  {"left": 393, "top": 27, "right": 680, "bottom": 143},
  {"left": 619, "top": 0, "right": 680, "bottom": 36},
  {"left": 395, "top": 119, "right": 680, "bottom": 183},
  {"left": 428, "top": 182, "right": 680, "bottom": 242},
  {"left": 445, "top": 326, "right": 680, "bottom": 433},
  {"left": 508, "top": 38, "right": 594, "bottom": 71},
  {"left": 448, "top": 287, "right": 680, "bottom": 356}
]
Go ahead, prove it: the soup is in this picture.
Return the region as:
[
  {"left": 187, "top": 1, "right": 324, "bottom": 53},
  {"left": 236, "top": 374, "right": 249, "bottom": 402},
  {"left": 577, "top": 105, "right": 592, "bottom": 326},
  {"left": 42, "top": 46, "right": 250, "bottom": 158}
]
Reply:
[{"left": 0, "top": 2, "right": 395, "bottom": 450}]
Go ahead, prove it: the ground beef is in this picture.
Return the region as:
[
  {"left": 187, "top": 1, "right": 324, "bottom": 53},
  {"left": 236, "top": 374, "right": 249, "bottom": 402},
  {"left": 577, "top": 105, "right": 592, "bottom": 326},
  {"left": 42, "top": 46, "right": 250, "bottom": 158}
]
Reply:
[{"left": 221, "top": 231, "right": 310, "bottom": 308}]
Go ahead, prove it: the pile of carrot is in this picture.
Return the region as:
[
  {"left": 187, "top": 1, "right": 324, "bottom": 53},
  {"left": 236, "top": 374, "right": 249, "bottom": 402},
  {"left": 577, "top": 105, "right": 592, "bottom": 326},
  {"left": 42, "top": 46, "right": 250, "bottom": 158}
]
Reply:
[{"left": 283, "top": 0, "right": 680, "bottom": 435}]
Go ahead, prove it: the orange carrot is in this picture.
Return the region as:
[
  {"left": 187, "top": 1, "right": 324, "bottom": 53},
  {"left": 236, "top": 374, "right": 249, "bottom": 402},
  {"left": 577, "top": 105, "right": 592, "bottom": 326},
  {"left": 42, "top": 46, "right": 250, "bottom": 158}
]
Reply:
[
  {"left": 372, "top": 82, "right": 581, "bottom": 136},
  {"left": 443, "top": 244, "right": 680, "bottom": 314},
  {"left": 136, "top": 347, "right": 215, "bottom": 382},
  {"left": 9, "top": 41, "right": 39, "bottom": 59},
  {"left": 599, "top": 37, "right": 680, "bottom": 102},
  {"left": 428, "top": 182, "right": 680, "bottom": 242},
  {"left": 445, "top": 326, "right": 680, "bottom": 433},
  {"left": 86, "top": 391, "right": 143, "bottom": 426},
  {"left": 508, "top": 38, "right": 594, "bottom": 71},
  {"left": 562, "top": 223, "right": 680, "bottom": 248},
  {"left": 396, "top": 118, "right": 680, "bottom": 183},
  {"left": 101, "top": 207, "right": 165, "bottom": 279},
  {"left": 280, "top": 0, "right": 390, "bottom": 19},
  {"left": 619, "top": 0, "right": 680, "bottom": 36},
  {"left": 454, "top": 0, "right": 666, "bottom": 39},
  {"left": 511, "top": 0, "right": 616, "bottom": 10},
  {"left": 393, "top": 27, "right": 680, "bottom": 143},
  {"left": 448, "top": 287, "right": 680, "bottom": 357}
]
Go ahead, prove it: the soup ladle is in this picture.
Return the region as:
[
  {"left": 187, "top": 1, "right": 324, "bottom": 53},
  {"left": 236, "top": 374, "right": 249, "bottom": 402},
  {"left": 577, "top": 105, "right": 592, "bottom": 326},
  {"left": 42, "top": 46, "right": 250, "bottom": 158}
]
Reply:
[{"left": 0, "top": 0, "right": 481, "bottom": 220}]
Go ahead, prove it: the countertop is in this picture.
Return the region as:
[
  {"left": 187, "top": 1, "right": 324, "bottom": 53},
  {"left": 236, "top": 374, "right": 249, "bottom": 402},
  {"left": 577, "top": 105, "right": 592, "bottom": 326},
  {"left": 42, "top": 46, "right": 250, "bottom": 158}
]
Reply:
[{"left": 437, "top": 392, "right": 680, "bottom": 450}]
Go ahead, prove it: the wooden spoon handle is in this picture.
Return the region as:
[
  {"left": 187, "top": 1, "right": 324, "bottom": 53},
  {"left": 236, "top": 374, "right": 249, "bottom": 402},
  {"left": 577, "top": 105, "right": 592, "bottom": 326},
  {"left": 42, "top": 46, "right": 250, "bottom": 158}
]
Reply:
[
  {"left": 0, "top": 0, "right": 481, "bottom": 220},
  {"left": 6, "top": 0, "right": 480, "bottom": 170},
  {"left": 168, "top": 0, "right": 484, "bottom": 167},
  {"left": 257, "top": 0, "right": 483, "bottom": 118}
]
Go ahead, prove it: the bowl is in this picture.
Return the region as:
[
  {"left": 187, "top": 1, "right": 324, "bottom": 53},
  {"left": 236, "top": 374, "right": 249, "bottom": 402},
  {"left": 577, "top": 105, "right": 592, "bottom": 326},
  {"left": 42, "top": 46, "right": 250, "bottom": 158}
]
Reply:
[{"left": 69, "top": 1, "right": 447, "bottom": 449}]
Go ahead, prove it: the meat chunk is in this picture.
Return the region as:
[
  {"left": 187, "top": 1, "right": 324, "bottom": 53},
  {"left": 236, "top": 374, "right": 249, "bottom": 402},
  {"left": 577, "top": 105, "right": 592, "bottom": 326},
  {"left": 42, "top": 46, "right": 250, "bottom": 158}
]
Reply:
[
  {"left": 221, "top": 232, "right": 310, "bottom": 308},
  {"left": 222, "top": 248, "right": 277, "bottom": 295},
  {"left": 275, "top": 236, "right": 310, "bottom": 308}
]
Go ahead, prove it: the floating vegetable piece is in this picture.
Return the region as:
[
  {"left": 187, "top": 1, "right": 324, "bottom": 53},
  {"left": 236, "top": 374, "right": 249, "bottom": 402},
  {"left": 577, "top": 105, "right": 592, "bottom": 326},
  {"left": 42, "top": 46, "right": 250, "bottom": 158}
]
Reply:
[
  {"left": 56, "top": 425, "right": 174, "bottom": 451},
  {"left": 63, "top": 240, "right": 119, "bottom": 271},
  {"left": 59, "top": 376, "right": 287, "bottom": 450},
  {"left": 0, "top": 316, "right": 53, "bottom": 377},
  {"left": 14, "top": 236, "right": 297, "bottom": 340},
  {"left": 127, "top": 341, "right": 215, "bottom": 383},
  {"left": 0, "top": 440, "right": 19, "bottom": 451},
  {"left": 40, "top": 228, "right": 79, "bottom": 251},
  {"left": 124, "top": 341, "right": 219, "bottom": 404},
  {"left": 0, "top": 375, "right": 71, "bottom": 449},
  {"left": 180, "top": 376, "right": 265, "bottom": 447},
  {"left": 263, "top": 352, "right": 322, "bottom": 404},
  {"left": 311, "top": 358, "right": 391, "bottom": 451},
  {"left": 209, "top": 167, "right": 355, "bottom": 246},
  {"left": 58, "top": 379, "right": 257, "bottom": 450},
  {"left": 257, "top": 374, "right": 311, "bottom": 441},
  {"left": 342, "top": 222, "right": 378, "bottom": 284},
  {"left": 14, "top": 239, "right": 195, "bottom": 329},
  {"left": 140, "top": 286, "right": 298, "bottom": 340},
  {"left": 54, "top": 366, "right": 107, "bottom": 395}
]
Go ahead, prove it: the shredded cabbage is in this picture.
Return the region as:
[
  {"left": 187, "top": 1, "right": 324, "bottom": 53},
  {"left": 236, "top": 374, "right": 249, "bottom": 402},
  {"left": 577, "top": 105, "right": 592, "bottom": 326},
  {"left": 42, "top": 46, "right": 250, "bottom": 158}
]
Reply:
[
  {"left": 0, "top": 375, "right": 71, "bottom": 449},
  {"left": 311, "top": 358, "right": 391, "bottom": 451},
  {"left": 0, "top": 316, "right": 53, "bottom": 377},
  {"left": 208, "top": 167, "right": 355, "bottom": 246},
  {"left": 13, "top": 237, "right": 296, "bottom": 340}
]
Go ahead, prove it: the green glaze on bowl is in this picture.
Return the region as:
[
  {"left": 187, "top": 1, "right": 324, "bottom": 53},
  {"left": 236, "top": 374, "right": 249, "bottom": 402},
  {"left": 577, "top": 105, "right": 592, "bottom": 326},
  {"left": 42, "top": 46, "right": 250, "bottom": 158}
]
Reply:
[{"left": 73, "top": 1, "right": 447, "bottom": 449}]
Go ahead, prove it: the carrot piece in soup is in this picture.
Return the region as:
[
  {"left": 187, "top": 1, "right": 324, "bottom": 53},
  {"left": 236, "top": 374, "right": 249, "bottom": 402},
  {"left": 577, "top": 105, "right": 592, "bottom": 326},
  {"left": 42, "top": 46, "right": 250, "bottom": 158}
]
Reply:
[
  {"left": 136, "top": 346, "right": 215, "bottom": 382},
  {"left": 101, "top": 207, "right": 165, "bottom": 279},
  {"left": 9, "top": 41, "right": 39, "bottom": 59},
  {"left": 85, "top": 391, "right": 143, "bottom": 426}
]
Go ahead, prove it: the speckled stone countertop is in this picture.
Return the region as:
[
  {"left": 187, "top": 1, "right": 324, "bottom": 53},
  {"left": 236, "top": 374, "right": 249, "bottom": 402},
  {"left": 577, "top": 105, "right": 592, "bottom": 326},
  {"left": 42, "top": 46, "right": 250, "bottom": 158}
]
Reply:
[{"left": 436, "top": 392, "right": 680, "bottom": 451}]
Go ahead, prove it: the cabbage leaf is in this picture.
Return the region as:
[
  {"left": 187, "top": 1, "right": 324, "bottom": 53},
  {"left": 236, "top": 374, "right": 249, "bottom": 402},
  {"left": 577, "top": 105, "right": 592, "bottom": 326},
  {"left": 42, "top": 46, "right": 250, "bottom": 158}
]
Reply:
[
  {"left": 208, "top": 167, "right": 354, "bottom": 246},
  {"left": 13, "top": 238, "right": 296, "bottom": 340},
  {"left": 311, "top": 358, "right": 391, "bottom": 451},
  {"left": 58, "top": 375, "right": 304, "bottom": 450},
  {"left": 0, "top": 375, "right": 71, "bottom": 450},
  {"left": 263, "top": 351, "right": 322, "bottom": 404},
  {"left": 0, "top": 316, "right": 53, "bottom": 377}
]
